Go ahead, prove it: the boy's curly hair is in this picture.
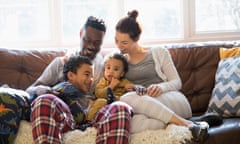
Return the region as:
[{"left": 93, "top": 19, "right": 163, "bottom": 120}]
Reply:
[{"left": 63, "top": 55, "right": 92, "bottom": 81}]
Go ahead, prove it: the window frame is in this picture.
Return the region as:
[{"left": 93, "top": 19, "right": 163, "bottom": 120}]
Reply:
[
  {"left": 0, "top": 0, "right": 239, "bottom": 49},
  {"left": 187, "top": 0, "right": 240, "bottom": 42}
]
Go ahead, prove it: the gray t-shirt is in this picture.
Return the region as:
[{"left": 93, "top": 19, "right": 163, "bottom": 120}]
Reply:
[{"left": 125, "top": 52, "right": 163, "bottom": 87}]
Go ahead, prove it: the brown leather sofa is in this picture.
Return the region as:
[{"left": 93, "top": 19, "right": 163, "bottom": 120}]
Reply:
[
  {"left": 165, "top": 41, "right": 240, "bottom": 144},
  {"left": 1, "top": 40, "right": 240, "bottom": 144}
]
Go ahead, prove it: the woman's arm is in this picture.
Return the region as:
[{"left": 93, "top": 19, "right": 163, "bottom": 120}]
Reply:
[{"left": 152, "top": 47, "right": 182, "bottom": 92}]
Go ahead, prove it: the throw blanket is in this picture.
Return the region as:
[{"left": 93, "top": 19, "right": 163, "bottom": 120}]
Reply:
[{"left": 14, "top": 120, "right": 192, "bottom": 144}]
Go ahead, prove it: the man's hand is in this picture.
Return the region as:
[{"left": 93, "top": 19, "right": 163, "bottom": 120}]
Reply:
[{"left": 35, "top": 85, "right": 59, "bottom": 96}]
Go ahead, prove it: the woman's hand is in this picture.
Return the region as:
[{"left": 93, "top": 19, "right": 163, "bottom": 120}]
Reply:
[{"left": 147, "top": 84, "right": 162, "bottom": 97}]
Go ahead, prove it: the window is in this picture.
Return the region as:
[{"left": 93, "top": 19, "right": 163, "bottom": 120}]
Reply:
[
  {"left": 125, "top": 0, "right": 182, "bottom": 41},
  {"left": 0, "top": 0, "right": 239, "bottom": 48},
  {"left": 189, "top": 0, "right": 240, "bottom": 41},
  {"left": 195, "top": 0, "right": 239, "bottom": 32},
  {"left": 0, "top": 0, "right": 49, "bottom": 43}
]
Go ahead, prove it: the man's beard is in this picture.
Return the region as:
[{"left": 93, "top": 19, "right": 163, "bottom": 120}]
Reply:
[{"left": 81, "top": 48, "right": 98, "bottom": 60}]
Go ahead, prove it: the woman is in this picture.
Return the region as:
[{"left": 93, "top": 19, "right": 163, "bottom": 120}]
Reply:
[{"left": 115, "top": 10, "right": 208, "bottom": 142}]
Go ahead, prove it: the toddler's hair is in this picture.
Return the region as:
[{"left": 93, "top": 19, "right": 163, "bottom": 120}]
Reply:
[{"left": 104, "top": 53, "right": 128, "bottom": 74}]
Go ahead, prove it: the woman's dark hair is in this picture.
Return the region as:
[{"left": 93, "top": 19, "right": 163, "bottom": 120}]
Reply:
[
  {"left": 115, "top": 10, "right": 142, "bottom": 40},
  {"left": 105, "top": 53, "right": 128, "bottom": 78},
  {"left": 83, "top": 16, "right": 106, "bottom": 33},
  {"left": 63, "top": 55, "right": 92, "bottom": 81}
]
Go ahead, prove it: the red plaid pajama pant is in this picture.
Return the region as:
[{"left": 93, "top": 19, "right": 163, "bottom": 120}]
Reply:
[
  {"left": 93, "top": 101, "right": 132, "bottom": 144},
  {"left": 31, "top": 94, "right": 132, "bottom": 144},
  {"left": 31, "top": 94, "right": 75, "bottom": 144}
]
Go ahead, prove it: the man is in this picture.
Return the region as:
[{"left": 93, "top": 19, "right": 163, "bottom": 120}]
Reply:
[
  {"left": 26, "top": 16, "right": 105, "bottom": 96},
  {"left": 27, "top": 16, "right": 132, "bottom": 144}
]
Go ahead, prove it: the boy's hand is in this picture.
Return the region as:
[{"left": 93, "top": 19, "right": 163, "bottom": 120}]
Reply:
[
  {"left": 87, "top": 99, "right": 94, "bottom": 109},
  {"left": 48, "top": 90, "right": 60, "bottom": 96}
]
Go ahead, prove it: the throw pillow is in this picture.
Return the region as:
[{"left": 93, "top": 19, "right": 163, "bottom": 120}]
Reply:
[
  {"left": 0, "top": 87, "right": 30, "bottom": 143},
  {"left": 219, "top": 47, "right": 240, "bottom": 60},
  {"left": 207, "top": 56, "right": 240, "bottom": 117}
]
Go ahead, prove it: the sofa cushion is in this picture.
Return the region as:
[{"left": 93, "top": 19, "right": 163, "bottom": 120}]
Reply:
[
  {"left": 0, "top": 48, "right": 65, "bottom": 90},
  {"left": 207, "top": 56, "right": 240, "bottom": 117}
]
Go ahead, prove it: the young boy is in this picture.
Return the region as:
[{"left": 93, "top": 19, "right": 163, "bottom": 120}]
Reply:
[
  {"left": 51, "top": 55, "right": 93, "bottom": 130},
  {"left": 87, "top": 53, "right": 134, "bottom": 120}
]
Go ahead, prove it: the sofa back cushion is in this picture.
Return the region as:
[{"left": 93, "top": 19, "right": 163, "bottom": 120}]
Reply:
[
  {"left": 0, "top": 48, "right": 65, "bottom": 90},
  {"left": 168, "top": 45, "right": 219, "bottom": 114}
]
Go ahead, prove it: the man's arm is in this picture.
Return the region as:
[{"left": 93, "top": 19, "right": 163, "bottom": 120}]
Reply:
[{"left": 25, "top": 57, "right": 64, "bottom": 96}]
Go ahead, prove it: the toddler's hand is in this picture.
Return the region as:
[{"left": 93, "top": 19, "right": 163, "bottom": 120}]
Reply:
[
  {"left": 134, "top": 85, "right": 147, "bottom": 96},
  {"left": 109, "top": 77, "right": 120, "bottom": 89}
]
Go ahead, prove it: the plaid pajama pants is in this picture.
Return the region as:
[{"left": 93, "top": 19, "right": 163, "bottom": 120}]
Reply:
[
  {"left": 31, "top": 94, "right": 75, "bottom": 144},
  {"left": 93, "top": 101, "right": 132, "bottom": 144},
  {"left": 31, "top": 95, "right": 132, "bottom": 144}
]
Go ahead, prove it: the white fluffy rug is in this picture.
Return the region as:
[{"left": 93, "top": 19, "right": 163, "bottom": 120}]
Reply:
[{"left": 14, "top": 120, "right": 192, "bottom": 144}]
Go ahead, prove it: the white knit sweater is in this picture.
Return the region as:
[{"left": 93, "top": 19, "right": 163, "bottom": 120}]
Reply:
[{"left": 151, "top": 47, "right": 182, "bottom": 92}]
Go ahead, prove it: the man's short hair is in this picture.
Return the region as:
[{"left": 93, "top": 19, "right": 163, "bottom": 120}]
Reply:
[{"left": 83, "top": 16, "right": 106, "bottom": 32}]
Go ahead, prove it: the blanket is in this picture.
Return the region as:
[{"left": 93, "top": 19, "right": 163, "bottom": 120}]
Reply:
[{"left": 14, "top": 120, "right": 192, "bottom": 144}]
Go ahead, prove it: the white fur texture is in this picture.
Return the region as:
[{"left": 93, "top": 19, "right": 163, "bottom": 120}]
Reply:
[{"left": 14, "top": 120, "right": 192, "bottom": 144}]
